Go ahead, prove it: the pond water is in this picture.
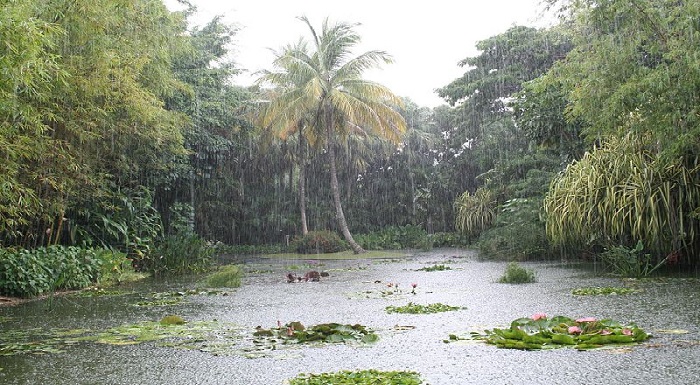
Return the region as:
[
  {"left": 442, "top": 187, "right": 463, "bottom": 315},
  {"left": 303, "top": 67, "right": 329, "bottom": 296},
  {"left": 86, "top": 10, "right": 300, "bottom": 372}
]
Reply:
[{"left": 1, "top": 248, "right": 699, "bottom": 385}]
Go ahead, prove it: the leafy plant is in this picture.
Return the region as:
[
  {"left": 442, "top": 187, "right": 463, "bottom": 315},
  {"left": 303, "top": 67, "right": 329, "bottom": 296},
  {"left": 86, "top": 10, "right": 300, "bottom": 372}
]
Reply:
[
  {"left": 355, "top": 225, "right": 431, "bottom": 251},
  {"left": 288, "top": 369, "right": 424, "bottom": 385},
  {"left": 254, "top": 322, "right": 378, "bottom": 345},
  {"left": 469, "top": 314, "right": 650, "bottom": 350},
  {"left": 572, "top": 287, "right": 636, "bottom": 296},
  {"left": 205, "top": 265, "right": 242, "bottom": 288},
  {"left": 385, "top": 302, "right": 463, "bottom": 314},
  {"left": 600, "top": 241, "right": 667, "bottom": 278},
  {"left": 95, "top": 249, "right": 147, "bottom": 286},
  {"left": 497, "top": 262, "right": 536, "bottom": 284},
  {"left": 0, "top": 246, "right": 103, "bottom": 297},
  {"left": 454, "top": 187, "right": 496, "bottom": 238},
  {"left": 146, "top": 234, "right": 214, "bottom": 276},
  {"left": 416, "top": 264, "right": 451, "bottom": 272}
]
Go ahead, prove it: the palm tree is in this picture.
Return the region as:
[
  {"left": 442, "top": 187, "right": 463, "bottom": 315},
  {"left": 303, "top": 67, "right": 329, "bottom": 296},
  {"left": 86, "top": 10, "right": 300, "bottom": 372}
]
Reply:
[{"left": 257, "top": 16, "right": 407, "bottom": 253}]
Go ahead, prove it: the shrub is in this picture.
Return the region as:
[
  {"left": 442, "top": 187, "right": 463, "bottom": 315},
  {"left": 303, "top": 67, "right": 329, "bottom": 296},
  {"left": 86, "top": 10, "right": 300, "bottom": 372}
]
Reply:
[
  {"left": 145, "top": 234, "right": 214, "bottom": 276},
  {"left": 95, "top": 249, "right": 147, "bottom": 286},
  {"left": 498, "top": 262, "right": 536, "bottom": 284},
  {"left": 0, "top": 246, "right": 103, "bottom": 297},
  {"left": 429, "top": 232, "right": 469, "bottom": 248},
  {"left": 600, "top": 241, "right": 667, "bottom": 278},
  {"left": 291, "top": 231, "right": 348, "bottom": 254},
  {"left": 355, "top": 225, "right": 431, "bottom": 250},
  {"left": 205, "top": 264, "right": 242, "bottom": 288},
  {"left": 478, "top": 198, "right": 551, "bottom": 261}
]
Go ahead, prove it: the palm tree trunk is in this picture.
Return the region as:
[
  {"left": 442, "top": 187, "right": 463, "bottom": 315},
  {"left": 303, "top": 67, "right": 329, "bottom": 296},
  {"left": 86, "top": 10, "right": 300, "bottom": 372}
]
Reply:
[
  {"left": 327, "top": 129, "right": 365, "bottom": 254},
  {"left": 298, "top": 129, "right": 309, "bottom": 236}
]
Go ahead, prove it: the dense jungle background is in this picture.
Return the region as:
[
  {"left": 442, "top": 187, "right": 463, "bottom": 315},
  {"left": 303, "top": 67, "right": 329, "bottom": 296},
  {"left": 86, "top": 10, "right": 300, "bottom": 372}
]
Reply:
[{"left": 1, "top": 0, "right": 699, "bottom": 297}]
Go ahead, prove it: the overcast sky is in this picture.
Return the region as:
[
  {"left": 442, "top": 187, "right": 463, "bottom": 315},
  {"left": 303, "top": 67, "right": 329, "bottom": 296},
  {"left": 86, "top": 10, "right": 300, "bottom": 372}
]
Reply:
[{"left": 165, "top": 0, "right": 553, "bottom": 107}]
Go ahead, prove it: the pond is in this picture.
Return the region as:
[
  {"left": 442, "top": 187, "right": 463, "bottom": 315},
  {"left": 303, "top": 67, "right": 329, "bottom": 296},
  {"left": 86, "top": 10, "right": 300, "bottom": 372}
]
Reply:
[{"left": 1, "top": 248, "right": 699, "bottom": 384}]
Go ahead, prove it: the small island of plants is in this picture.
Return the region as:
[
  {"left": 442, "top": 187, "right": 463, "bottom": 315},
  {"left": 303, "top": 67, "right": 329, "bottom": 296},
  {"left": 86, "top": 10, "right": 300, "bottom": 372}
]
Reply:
[
  {"left": 287, "top": 369, "right": 424, "bottom": 385},
  {"left": 468, "top": 313, "right": 650, "bottom": 350}
]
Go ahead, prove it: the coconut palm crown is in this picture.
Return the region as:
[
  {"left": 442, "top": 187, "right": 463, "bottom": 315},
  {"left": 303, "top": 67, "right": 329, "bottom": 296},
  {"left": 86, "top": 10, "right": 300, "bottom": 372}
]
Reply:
[{"left": 257, "top": 16, "right": 407, "bottom": 253}]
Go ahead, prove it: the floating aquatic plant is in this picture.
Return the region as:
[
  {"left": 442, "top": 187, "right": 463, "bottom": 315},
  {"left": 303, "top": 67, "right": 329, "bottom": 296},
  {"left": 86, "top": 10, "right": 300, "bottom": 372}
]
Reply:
[
  {"left": 253, "top": 321, "right": 378, "bottom": 345},
  {"left": 385, "top": 302, "right": 463, "bottom": 314},
  {"left": 468, "top": 314, "right": 650, "bottom": 350},
  {"left": 288, "top": 369, "right": 424, "bottom": 385},
  {"left": 572, "top": 286, "right": 636, "bottom": 296},
  {"left": 416, "top": 264, "right": 451, "bottom": 272}
]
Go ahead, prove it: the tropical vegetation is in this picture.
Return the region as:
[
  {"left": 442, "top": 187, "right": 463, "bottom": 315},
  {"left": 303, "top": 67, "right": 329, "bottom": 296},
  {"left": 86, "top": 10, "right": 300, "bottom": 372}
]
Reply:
[{"left": 1, "top": 0, "right": 699, "bottom": 297}]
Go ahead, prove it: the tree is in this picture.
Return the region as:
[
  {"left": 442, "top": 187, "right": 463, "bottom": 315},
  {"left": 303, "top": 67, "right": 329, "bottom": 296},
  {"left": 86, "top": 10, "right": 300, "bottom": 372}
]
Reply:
[{"left": 257, "top": 17, "right": 407, "bottom": 253}]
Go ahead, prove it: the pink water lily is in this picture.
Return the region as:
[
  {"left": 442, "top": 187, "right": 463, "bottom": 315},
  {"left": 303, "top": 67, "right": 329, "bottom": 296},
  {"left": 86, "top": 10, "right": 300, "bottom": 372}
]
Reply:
[
  {"left": 576, "top": 317, "right": 597, "bottom": 323},
  {"left": 568, "top": 326, "right": 582, "bottom": 334},
  {"left": 622, "top": 328, "right": 633, "bottom": 336},
  {"left": 531, "top": 313, "right": 547, "bottom": 321},
  {"left": 600, "top": 329, "right": 612, "bottom": 335}
]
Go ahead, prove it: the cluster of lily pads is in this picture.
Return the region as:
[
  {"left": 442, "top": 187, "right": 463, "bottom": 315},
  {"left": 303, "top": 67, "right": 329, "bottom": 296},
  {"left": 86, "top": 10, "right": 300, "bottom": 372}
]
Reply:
[
  {"left": 288, "top": 369, "right": 424, "bottom": 385},
  {"left": 385, "top": 302, "right": 463, "bottom": 314},
  {"left": 572, "top": 286, "right": 636, "bottom": 296},
  {"left": 253, "top": 321, "right": 378, "bottom": 344},
  {"left": 467, "top": 313, "right": 650, "bottom": 350},
  {"left": 416, "top": 264, "right": 451, "bottom": 272}
]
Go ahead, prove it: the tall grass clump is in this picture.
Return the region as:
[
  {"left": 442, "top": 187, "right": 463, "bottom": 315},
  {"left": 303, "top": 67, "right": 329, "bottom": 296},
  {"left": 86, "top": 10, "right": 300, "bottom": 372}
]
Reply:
[{"left": 205, "top": 264, "right": 242, "bottom": 288}]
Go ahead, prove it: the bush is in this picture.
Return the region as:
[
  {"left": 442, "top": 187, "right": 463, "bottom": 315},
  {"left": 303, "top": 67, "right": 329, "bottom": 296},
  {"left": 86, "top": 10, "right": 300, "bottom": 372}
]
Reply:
[
  {"left": 145, "top": 234, "right": 214, "bottom": 276},
  {"left": 291, "top": 231, "right": 348, "bottom": 254},
  {"left": 600, "top": 241, "right": 666, "bottom": 278},
  {"left": 429, "top": 232, "right": 469, "bottom": 248},
  {"left": 355, "top": 225, "right": 431, "bottom": 250},
  {"left": 95, "top": 249, "right": 147, "bottom": 286},
  {"left": 205, "top": 264, "right": 242, "bottom": 288},
  {"left": 478, "top": 198, "right": 551, "bottom": 261},
  {"left": 0, "top": 246, "right": 103, "bottom": 297},
  {"left": 498, "top": 262, "right": 536, "bottom": 284}
]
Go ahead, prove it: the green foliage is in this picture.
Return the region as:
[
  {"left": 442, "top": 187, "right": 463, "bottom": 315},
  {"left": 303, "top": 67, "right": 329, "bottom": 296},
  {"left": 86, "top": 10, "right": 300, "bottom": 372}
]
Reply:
[
  {"left": 147, "top": 234, "right": 214, "bottom": 276},
  {"left": 429, "top": 232, "right": 468, "bottom": 248},
  {"left": 544, "top": 135, "right": 700, "bottom": 259},
  {"left": 291, "top": 231, "right": 348, "bottom": 254},
  {"left": 205, "top": 264, "right": 242, "bottom": 288},
  {"left": 160, "top": 315, "right": 186, "bottom": 326},
  {"left": 478, "top": 198, "right": 550, "bottom": 261},
  {"left": 288, "top": 369, "right": 424, "bottom": 385},
  {"left": 470, "top": 314, "right": 650, "bottom": 351},
  {"left": 600, "top": 241, "right": 668, "bottom": 278},
  {"left": 254, "top": 322, "right": 378, "bottom": 345},
  {"left": 385, "top": 302, "right": 462, "bottom": 314},
  {"left": 416, "top": 264, "right": 451, "bottom": 272},
  {"left": 497, "top": 262, "right": 536, "bottom": 284},
  {"left": 549, "top": 0, "right": 700, "bottom": 159},
  {"left": 355, "top": 225, "right": 431, "bottom": 250},
  {"left": 572, "top": 287, "right": 636, "bottom": 296},
  {"left": 95, "top": 249, "right": 147, "bottom": 286},
  {"left": 454, "top": 187, "right": 496, "bottom": 239},
  {"left": 0, "top": 246, "right": 102, "bottom": 297}
]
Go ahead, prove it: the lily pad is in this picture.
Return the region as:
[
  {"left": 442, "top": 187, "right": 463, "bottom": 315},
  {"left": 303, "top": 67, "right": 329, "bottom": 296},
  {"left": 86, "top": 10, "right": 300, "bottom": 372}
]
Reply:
[{"left": 468, "top": 314, "right": 651, "bottom": 351}]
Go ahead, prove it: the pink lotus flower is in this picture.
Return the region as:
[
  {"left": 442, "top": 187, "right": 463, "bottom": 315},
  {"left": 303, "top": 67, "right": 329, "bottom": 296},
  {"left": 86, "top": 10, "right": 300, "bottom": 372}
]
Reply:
[
  {"left": 600, "top": 329, "right": 612, "bottom": 335},
  {"left": 622, "top": 328, "right": 633, "bottom": 336},
  {"left": 568, "top": 326, "right": 582, "bottom": 334},
  {"left": 576, "top": 317, "right": 597, "bottom": 323},
  {"left": 531, "top": 313, "right": 547, "bottom": 321},
  {"left": 286, "top": 326, "right": 294, "bottom": 336},
  {"left": 411, "top": 283, "right": 418, "bottom": 289}
]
